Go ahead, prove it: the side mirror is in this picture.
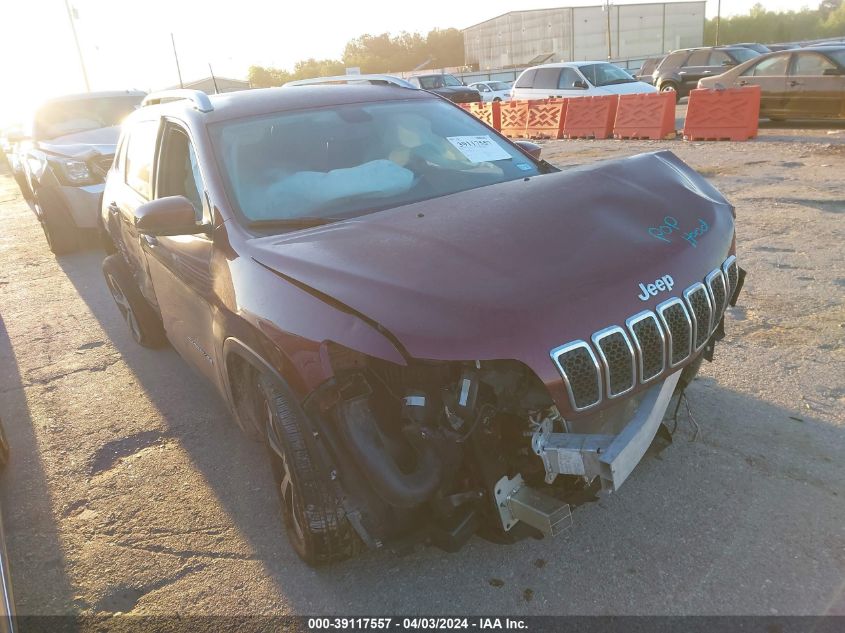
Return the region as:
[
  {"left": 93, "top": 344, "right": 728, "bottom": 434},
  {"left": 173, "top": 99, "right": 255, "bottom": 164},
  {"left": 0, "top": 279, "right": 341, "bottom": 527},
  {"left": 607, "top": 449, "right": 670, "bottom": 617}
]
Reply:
[
  {"left": 513, "top": 139, "right": 542, "bottom": 160},
  {"left": 573, "top": 80, "right": 588, "bottom": 89},
  {"left": 823, "top": 67, "right": 844, "bottom": 76},
  {"left": 721, "top": 60, "right": 735, "bottom": 67},
  {"left": 134, "top": 196, "right": 206, "bottom": 236}
]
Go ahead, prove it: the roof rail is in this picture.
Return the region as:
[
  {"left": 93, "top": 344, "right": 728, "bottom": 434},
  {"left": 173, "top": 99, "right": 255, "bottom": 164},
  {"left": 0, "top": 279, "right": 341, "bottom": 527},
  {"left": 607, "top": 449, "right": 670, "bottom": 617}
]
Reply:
[{"left": 141, "top": 89, "right": 214, "bottom": 112}]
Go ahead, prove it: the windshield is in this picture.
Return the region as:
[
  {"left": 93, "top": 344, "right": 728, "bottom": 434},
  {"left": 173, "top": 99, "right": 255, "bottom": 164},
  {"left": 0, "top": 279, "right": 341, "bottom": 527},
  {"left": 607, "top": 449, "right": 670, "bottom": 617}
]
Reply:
[
  {"left": 489, "top": 82, "right": 511, "bottom": 91},
  {"left": 730, "top": 48, "right": 760, "bottom": 63},
  {"left": 32, "top": 95, "right": 143, "bottom": 140},
  {"left": 578, "top": 63, "right": 635, "bottom": 86},
  {"left": 210, "top": 99, "right": 541, "bottom": 227}
]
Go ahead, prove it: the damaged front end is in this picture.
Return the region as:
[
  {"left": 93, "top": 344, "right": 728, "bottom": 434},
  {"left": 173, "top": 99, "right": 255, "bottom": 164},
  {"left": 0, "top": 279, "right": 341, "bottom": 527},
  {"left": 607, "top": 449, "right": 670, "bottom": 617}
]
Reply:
[{"left": 294, "top": 257, "right": 745, "bottom": 553}]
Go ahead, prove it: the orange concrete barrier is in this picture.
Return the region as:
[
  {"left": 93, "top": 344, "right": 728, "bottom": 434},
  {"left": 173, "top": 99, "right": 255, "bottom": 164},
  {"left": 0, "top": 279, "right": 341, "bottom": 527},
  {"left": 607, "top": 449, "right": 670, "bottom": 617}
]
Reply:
[
  {"left": 683, "top": 85, "right": 761, "bottom": 141},
  {"left": 562, "top": 95, "right": 619, "bottom": 139},
  {"left": 469, "top": 101, "right": 502, "bottom": 131},
  {"left": 613, "top": 92, "right": 677, "bottom": 140},
  {"left": 499, "top": 101, "right": 530, "bottom": 138},
  {"left": 525, "top": 99, "right": 568, "bottom": 139}
]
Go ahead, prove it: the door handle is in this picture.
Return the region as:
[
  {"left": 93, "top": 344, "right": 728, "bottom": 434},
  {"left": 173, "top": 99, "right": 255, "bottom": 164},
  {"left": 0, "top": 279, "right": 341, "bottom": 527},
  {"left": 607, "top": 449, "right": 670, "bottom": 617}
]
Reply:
[
  {"left": 789, "top": 80, "right": 802, "bottom": 87},
  {"left": 141, "top": 234, "right": 158, "bottom": 247},
  {"left": 108, "top": 202, "right": 119, "bottom": 215}
]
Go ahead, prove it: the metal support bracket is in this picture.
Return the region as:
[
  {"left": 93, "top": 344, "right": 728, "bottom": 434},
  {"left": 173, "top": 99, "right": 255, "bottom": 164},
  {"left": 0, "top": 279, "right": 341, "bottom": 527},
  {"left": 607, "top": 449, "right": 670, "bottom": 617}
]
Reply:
[
  {"left": 532, "top": 370, "right": 682, "bottom": 492},
  {"left": 494, "top": 474, "right": 571, "bottom": 537}
]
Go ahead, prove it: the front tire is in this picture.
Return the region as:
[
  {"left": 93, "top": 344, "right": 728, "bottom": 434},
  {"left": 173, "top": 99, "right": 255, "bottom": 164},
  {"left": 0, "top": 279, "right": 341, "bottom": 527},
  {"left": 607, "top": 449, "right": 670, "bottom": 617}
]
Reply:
[
  {"left": 259, "top": 376, "right": 360, "bottom": 565},
  {"left": 102, "top": 254, "right": 167, "bottom": 348},
  {"left": 35, "top": 187, "right": 79, "bottom": 255},
  {"left": 660, "top": 82, "right": 680, "bottom": 103}
]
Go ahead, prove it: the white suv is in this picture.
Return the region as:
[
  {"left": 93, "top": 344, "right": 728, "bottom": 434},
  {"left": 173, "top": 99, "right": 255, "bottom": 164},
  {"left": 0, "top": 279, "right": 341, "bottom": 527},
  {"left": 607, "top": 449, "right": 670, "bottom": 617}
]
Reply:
[{"left": 511, "top": 62, "right": 657, "bottom": 101}]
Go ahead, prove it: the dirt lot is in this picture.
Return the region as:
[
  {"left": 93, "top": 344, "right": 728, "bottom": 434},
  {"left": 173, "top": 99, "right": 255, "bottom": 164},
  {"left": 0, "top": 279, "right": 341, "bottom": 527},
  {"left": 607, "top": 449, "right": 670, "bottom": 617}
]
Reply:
[{"left": 1, "top": 122, "right": 844, "bottom": 617}]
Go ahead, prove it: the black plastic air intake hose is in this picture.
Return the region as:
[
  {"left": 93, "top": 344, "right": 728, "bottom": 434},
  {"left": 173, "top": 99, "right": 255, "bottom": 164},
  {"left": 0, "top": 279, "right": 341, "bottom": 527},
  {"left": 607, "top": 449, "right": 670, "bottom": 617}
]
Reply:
[{"left": 336, "top": 397, "right": 442, "bottom": 508}]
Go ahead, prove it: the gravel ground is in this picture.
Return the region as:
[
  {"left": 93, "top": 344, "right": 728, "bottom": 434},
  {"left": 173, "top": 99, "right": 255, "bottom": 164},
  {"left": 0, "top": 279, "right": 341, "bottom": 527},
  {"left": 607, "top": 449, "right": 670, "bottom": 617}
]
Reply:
[{"left": 0, "top": 121, "right": 843, "bottom": 618}]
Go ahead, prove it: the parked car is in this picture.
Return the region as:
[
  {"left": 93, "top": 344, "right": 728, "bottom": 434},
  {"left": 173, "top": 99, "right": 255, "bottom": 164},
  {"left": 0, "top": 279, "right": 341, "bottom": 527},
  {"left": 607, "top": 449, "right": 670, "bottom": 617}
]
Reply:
[
  {"left": 100, "top": 86, "right": 743, "bottom": 565},
  {"left": 733, "top": 43, "right": 771, "bottom": 54},
  {"left": 636, "top": 56, "right": 665, "bottom": 84},
  {"left": 653, "top": 46, "right": 761, "bottom": 100},
  {"left": 698, "top": 46, "right": 845, "bottom": 121},
  {"left": 283, "top": 74, "right": 415, "bottom": 89},
  {"left": 512, "top": 61, "right": 658, "bottom": 100},
  {"left": 467, "top": 81, "right": 512, "bottom": 102},
  {"left": 13, "top": 91, "right": 145, "bottom": 254},
  {"left": 406, "top": 73, "right": 481, "bottom": 103}
]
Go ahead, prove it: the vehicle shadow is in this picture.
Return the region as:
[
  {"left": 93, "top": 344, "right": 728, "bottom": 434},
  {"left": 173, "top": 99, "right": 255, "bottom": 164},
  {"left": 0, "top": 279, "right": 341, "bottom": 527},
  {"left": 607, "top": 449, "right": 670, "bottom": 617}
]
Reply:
[
  {"left": 0, "top": 314, "right": 78, "bottom": 615},
  {"left": 57, "top": 250, "right": 845, "bottom": 615}
]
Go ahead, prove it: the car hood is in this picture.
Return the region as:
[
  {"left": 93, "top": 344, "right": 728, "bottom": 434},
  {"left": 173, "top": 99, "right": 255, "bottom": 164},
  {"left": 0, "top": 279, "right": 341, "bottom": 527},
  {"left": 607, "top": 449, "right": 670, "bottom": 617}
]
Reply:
[
  {"left": 250, "top": 150, "right": 735, "bottom": 404},
  {"left": 36, "top": 125, "right": 120, "bottom": 159},
  {"left": 596, "top": 81, "right": 659, "bottom": 95}
]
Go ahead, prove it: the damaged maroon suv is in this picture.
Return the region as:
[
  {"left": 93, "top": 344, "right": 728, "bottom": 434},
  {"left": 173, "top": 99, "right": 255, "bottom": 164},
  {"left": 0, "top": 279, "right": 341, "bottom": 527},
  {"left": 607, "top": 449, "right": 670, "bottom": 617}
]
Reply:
[{"left": 100, "top": 85, "right": 744, "bottom": 565}]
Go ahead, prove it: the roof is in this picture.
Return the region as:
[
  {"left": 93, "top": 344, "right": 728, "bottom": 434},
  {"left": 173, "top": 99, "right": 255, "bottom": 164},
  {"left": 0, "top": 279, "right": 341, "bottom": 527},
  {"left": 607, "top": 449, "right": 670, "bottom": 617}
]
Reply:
[
  {"left": 283, "top": 74, "right": 415, "bottom": 88},
  {"left": 135, "top": 85, "right": 437, "bottom": 124}
]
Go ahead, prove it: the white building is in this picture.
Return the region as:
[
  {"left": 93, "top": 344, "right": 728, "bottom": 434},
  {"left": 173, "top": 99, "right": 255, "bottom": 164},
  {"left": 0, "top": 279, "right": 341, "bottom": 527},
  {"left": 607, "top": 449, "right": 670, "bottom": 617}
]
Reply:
[{"left": 463, "top": 1, "right": 706, "bottom": 70}]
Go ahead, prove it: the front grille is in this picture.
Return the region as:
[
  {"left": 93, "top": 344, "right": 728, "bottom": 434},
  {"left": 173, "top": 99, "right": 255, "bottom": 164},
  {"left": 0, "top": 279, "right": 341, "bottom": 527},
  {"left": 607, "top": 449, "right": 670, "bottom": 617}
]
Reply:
[
  {"left": 657, "top": 298, "right": 693, "bottom": 366},
  {"left": 550, "top": 255, "right": 737, "bottom": 412},
  {"left": 723, "top": 255, "right": 738, "bottom": 303},
  {"left": 684, "top": 283, "right": 713, "bottom": 351},
  {"left": 551, "top": 342, "right": 601, "bottom": 411},
  {"left": 592, "top": 327, "right": 635, "bottom": 398},
  {"left": 626, "top": 311, "right": 665, "bottom": 383},
  {"left": 706, "top": 269, "right": 727, "bottom": 319}
]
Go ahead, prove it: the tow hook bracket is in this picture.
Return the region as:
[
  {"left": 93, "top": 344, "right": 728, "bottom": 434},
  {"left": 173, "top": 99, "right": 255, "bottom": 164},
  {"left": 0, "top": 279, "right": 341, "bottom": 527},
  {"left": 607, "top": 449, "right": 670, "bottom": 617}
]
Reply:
[{"left": 494, "top": 474, "right": 572, "bottom": 537}]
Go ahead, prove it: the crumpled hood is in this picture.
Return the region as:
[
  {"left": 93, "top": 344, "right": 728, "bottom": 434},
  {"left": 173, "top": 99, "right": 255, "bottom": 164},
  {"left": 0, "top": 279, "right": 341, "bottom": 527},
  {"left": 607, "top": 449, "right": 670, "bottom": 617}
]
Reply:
[
  {"left": 37, "top": 125, "right": 120, "bottom": 159},
  {"left": 250, "top": 150, "right": 735, "bottom": 390}
]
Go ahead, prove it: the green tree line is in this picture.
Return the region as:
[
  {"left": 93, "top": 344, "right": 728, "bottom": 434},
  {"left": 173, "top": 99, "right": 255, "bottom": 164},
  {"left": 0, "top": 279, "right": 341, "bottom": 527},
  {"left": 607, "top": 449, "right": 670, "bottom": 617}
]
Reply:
[
  {"left": 248, "top": 28, "right": 464, "bottom": 88},
  {"left": 704, "top": 1, "right": 845, "bottom": 45}
]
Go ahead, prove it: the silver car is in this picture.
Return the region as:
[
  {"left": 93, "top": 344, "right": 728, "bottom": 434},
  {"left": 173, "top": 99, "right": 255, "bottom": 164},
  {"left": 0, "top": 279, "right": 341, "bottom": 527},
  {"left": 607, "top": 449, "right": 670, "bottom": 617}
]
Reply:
[{"left": 13, "top": 91, "right": 145, "bottom": 255}]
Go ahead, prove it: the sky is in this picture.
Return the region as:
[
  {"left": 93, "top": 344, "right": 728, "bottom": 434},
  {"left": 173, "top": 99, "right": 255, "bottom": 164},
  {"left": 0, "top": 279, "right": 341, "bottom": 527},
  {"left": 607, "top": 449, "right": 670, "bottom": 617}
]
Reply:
[{"left": 0, "top": 0, "right": 819, "bottom": 125}]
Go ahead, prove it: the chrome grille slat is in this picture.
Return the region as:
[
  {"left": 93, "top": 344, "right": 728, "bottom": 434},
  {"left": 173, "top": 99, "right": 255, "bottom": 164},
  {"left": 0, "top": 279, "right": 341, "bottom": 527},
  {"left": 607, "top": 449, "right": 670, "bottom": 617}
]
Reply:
[
  {"left": 551, "top": 256, "right": 737, "bottom": 412},
  {"left": 626, "top": 311, "right": 666, "bottom": 383},
  {"left": 684, "top": 283, "right": 713, "bottom": 351},
  {"left": 706, "top": 269, "right": 727, "bottom": 322},
  {"left": 657, "top": 298, "right": 693, "bottom": 367},
  {"left": 723, "top": 255, "right": 738, "bottom": 304},
  {"left": 550, "top": 341, "right": 602, "bottom": 411},
  {"left": 591, "top": 326, "right": 636, "bottom": 398}
]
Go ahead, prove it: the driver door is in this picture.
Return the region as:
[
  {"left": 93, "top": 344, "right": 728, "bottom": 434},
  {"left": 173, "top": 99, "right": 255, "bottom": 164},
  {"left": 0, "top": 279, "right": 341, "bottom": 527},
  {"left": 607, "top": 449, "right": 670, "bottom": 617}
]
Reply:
[{"left": 142, "top": 120, "right": 220, "bottom": 386}]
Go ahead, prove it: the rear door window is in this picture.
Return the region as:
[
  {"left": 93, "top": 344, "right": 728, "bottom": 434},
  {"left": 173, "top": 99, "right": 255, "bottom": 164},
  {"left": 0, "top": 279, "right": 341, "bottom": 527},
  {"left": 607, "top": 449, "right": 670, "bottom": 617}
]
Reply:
[
  {"left": 124, "top": 119, "right": 159, "bottom": 200},
  {"left": 533, "top": 68, "right": 562, "bottom": 89},
  {"left": 686, "top": 50, "right": 710, "bottom": 66},
  {"left": 791, "top": 53, "right": 837, "bottom": 76},
  {"left": 660, "top": 51, "right": 688, "bottom": 69},
  {"left": 709, "top": 50, "right": 732, "bottom": 66}
]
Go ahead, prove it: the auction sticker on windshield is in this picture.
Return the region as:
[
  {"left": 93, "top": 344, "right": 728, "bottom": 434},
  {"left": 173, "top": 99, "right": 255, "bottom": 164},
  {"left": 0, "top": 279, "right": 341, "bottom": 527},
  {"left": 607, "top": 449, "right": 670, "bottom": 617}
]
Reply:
[{"left": 447, "top": 136, "right": 512, "bottom": 163}]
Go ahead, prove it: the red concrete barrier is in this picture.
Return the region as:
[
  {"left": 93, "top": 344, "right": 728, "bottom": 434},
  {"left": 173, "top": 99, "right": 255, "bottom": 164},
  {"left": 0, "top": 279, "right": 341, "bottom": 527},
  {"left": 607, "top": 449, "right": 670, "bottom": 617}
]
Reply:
[
  {"left": 683, "top": 85, "right": 761, "bottom": 141},
  {"left": 613, "top": 92, "right": 677, "bottom": 140},
  {"left": 526, "top": 99, "right": 568, "bottom": 139},
  {"left": 469, "top": 101, "right": 502, "bottom": 131},
  {"left": 562, "top": 95, "right": 619, "bottom": 139},
  {"left": 499, "top": 101, "right": 530, "bottom": 138}
]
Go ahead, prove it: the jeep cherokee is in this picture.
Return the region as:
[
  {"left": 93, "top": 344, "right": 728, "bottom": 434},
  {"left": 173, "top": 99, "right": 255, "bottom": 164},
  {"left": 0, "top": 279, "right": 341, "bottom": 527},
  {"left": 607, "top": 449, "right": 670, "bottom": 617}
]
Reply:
[{"left": 100, "top": 85, "right": 744, "bottom": 565}]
